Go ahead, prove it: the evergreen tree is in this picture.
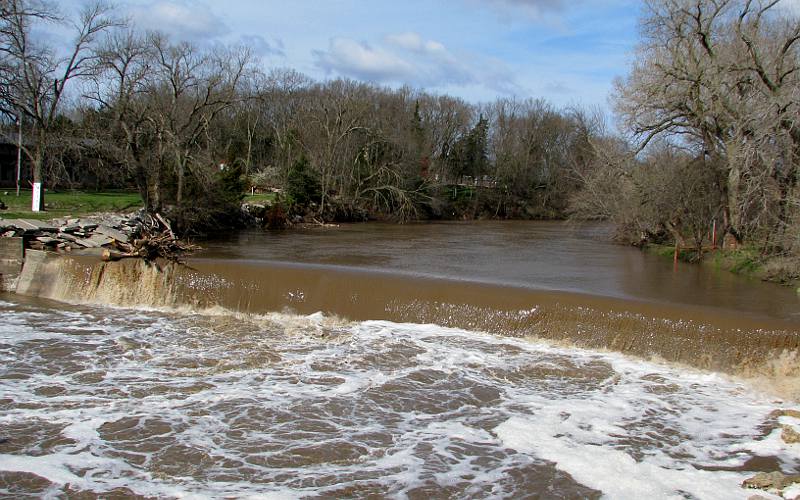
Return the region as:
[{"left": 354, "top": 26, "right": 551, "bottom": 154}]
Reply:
[{"left": 449, "top": 114, "right": 490, "bottom": 180}]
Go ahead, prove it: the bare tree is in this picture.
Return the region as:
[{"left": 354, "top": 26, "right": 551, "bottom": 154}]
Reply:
[
  {"left": 615, "top": 0, "right": 800, "bottom": 247},
  {"left": 0, "top": 0, "right": 117, "bottom": 210},
  {"left": 88, "top": 28, "right": 157, "bottom": 206},
  {"left": 146, "top": 34, "right": 252, "bottom": 207}
]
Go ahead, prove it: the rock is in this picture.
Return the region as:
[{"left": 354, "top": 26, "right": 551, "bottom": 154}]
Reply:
[
  {"left": 95, "top": 224, "right": 129, "bottom": 243},
  {"left": 769, "top": 409, "right": 800, "bottom": 419},
  {"left": 63, "top": 233, "right": 112, "bottom": 248},
  {"left": 57, "top": 233, "right": 78, "bottom": 242},
  {"left": 87, "top": 234, "right": 113, "bottom": 247},
  {"left": 16, "top": 219, "right": 57, "bottom": 231},
  {"left": 5, "top": 210, "right": 188, "bottom": 261},
  {"left": 35, "top": 236, "right": 59, "bottom": 246},
  {"left": 742, "top": 471, "right": 800, "bottom": 491},
  {"left": 782, "top": 425, "right": 800, "bottom": 444}
]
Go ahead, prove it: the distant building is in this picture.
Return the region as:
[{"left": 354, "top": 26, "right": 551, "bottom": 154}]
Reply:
[{"left": 0, "top": 133, "right": 29, "bottom": 189}]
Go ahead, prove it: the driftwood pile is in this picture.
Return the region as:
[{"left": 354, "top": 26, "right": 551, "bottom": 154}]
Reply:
[{"left": 0, "top": 211, "right": 198, "bottom": 262}]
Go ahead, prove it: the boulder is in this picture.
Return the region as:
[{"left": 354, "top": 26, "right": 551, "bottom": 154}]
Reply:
[
  {"left": 742, "top": 471, "right": 800, "bottom": 491},
  {"left": 782, "top": 425, "right": 800, "bottom": 444}
]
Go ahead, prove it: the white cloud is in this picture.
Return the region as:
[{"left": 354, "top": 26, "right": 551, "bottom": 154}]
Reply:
[
  {"left": 386, "top": 32, "right": 449, "bottom": 57},
  {"left": 313, "top": 38, "right": 416, "bottom": 82},
  {"left": 385, "top": 32, "right": 425, "bottom": 52},
  {"left": 239, "top": 34, "right": 285, "bottom": 57},
  {"left": 312, "top": 32, "right": 520, "bottom": 96},
  {"left": 128, "top": 1, "right": 230, "bottom": 41}
]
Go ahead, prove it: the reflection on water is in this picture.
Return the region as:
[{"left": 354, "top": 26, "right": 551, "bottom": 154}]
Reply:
[
  {"left": 201, "top": 221, "right": 800, "bottom": 320},
  {"left": 1, "top": 297, "right": 797, "bottom": 499}
]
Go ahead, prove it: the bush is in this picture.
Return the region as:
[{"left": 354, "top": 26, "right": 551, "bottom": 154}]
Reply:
[
  {"left": 264, "top": 201, "right": 289, "bottom": 229},
  {"left": 167, "top": 163, "right": 248, "bottom": 237},
  {"left": 286, "top": 156, "right": 321, "bottom": 209}
]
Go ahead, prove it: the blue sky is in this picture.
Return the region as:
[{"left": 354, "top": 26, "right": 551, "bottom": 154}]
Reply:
[{"left": 61, "top": 1, "right": 642, "bottom": 108}]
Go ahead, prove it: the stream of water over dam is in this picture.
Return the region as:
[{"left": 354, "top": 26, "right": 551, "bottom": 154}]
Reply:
[{"left": 2, "top": 221, "right": 800, "bottom": 498}]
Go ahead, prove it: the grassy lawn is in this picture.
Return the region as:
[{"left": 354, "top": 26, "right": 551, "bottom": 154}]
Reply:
[
  {"left": 243, "top": 192, "right": 276, "bottom": 204},
  {"left": 1, "top": 190, "right": 272, "bottom": 221},
  {"left": 0, "top": 190, "right": 143, "bottom": 220}
]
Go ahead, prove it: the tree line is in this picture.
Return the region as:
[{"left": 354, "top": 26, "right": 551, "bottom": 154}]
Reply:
[
  {"left": 0, "top": 0, "right": 608, "bottom": 234},
  {"left": 572, "top": 0, "right": 800, "bottom": 269},
  {"left": 1, "top": 0, "right": 799, "bottom": 275}
]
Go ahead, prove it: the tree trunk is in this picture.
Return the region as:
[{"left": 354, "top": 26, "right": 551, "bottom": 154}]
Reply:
[
  {"left": 176, "top": 154, "right": 185, "bottom": 208},
  {"left": 147, "top": 169, "right": 162, "bottom": 213},
  {"left": 722, "top": 157, "right": 742, "bottom": 247}
]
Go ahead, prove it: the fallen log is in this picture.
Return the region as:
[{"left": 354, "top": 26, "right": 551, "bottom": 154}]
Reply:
[{"left": 101, "top": 249, "right": 139, "bottom": 262}]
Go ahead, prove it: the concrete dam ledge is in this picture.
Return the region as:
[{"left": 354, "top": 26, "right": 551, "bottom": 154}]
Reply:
[
  {"left": 4, "top": 245, "right": 800, "bottom": 394},
  {"left": 0, "top": 237, "right": 24, "bottom": 293}
]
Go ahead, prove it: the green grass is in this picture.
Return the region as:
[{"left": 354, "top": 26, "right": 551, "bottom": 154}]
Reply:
[
  {"left": 649, "top": 244, "right": 677, "bottom": 259},
  {"left": 647, "top": 242, "right": 766, "bottom": 277},
  {"left": 710, "top": 246, "right": 763, "bottom": 275},
  {"left": 0, "top": 190, "right": 143, "bottom": 220},
  {"left": 647, "top": 244, "right": 699, "bottom": 261},
  {"left": 243, "top": 192, "right": 276, "bottom": 204}
]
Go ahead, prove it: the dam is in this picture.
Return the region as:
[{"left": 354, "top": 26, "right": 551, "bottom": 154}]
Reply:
[{"left": 1, "top": 221, "right": 799, "bottom": 498}]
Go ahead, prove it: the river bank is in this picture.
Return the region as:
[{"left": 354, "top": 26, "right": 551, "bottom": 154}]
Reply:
[
  {"left": 6, "top": 190, "right": 798, "bottom": 291},
  {"left": 646, "top": 244, "right": 800, "bottom": 288}
]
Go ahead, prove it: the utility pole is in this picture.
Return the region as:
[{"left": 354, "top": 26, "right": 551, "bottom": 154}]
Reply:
[{"left": 16, "top": 115, "right": 22, "bottom": 197}]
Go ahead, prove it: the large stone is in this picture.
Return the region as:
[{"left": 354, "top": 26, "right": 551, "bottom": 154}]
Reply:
[
  {"left": 87, "top": 234, "right": 114, "bottom": 247},
  {"left": 73, "top": 234, "right": 113, "bottom": 248},
  {"left": 95, "top": 224, "right": 130, "bottom": 244},
  {"left": 742, "top": 471, "right": 800, "bottom": 491},
  {"left": 782, "top": 425, "right": 800, "bottom": 444},
  {"left": 771, "top": 409, "right": 800, "bottom": 419},
  {"left": 35, "top": 236, "right": 60, "bottom": 246},
  {"left": 3, "top": 219, "right": 57, "bottom": 232},
  {"left": 57, "top": 233, "right": 78, "bottom": 242}
]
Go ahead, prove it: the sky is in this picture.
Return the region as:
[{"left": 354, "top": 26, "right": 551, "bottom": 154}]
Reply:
[{"left": 53, "top": 0, "right": 799, "bottom": 109}]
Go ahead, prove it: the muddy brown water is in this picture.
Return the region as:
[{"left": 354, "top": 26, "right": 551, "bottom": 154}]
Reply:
[
  {"left": 1, "top": 221, "right": 800, "bottom": 498},
  {"left": 200, "top": 221, "right": 800, "bottom": 321}
]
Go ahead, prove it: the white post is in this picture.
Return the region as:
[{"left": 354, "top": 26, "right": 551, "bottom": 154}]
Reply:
[
  {"left": 31, "top": 182, "right": 41, "bottom": 212},
  {"left": 16, "top": 116, "right": 22, "bottom": 197}
]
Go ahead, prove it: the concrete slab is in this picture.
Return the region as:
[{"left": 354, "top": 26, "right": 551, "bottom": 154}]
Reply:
[
  {"left": 14, "top": 249, "right": 51, "bottom": 295},
  {"left": 0, "top": 237, "right": 24, "bottom": 261},
  {"left": 0, "top": 237, "right": 24, "bottom": 292},
  {"left": 73, "top": 234, "right": 113, "bottom": 248},
  {"left": 96, "top": 224, "right": 129, "bottom": 243},
  {"left": 88, "top": 234, "right": 113, "bottom": 247},
  {"left": 4, "top": 219, "right": 57, "bottom": 231}
]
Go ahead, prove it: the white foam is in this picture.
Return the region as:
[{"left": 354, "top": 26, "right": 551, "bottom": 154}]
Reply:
[
  {"left": 496, "top": 416, "right": 758, "bottom": 499},
  {"left": 1, "top": 300, "right": 798, "bottom": 498}
]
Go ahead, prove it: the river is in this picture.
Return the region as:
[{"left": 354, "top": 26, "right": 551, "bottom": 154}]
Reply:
[{"left": 1, "top": 221, "right": 799, "bottom": 498}]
